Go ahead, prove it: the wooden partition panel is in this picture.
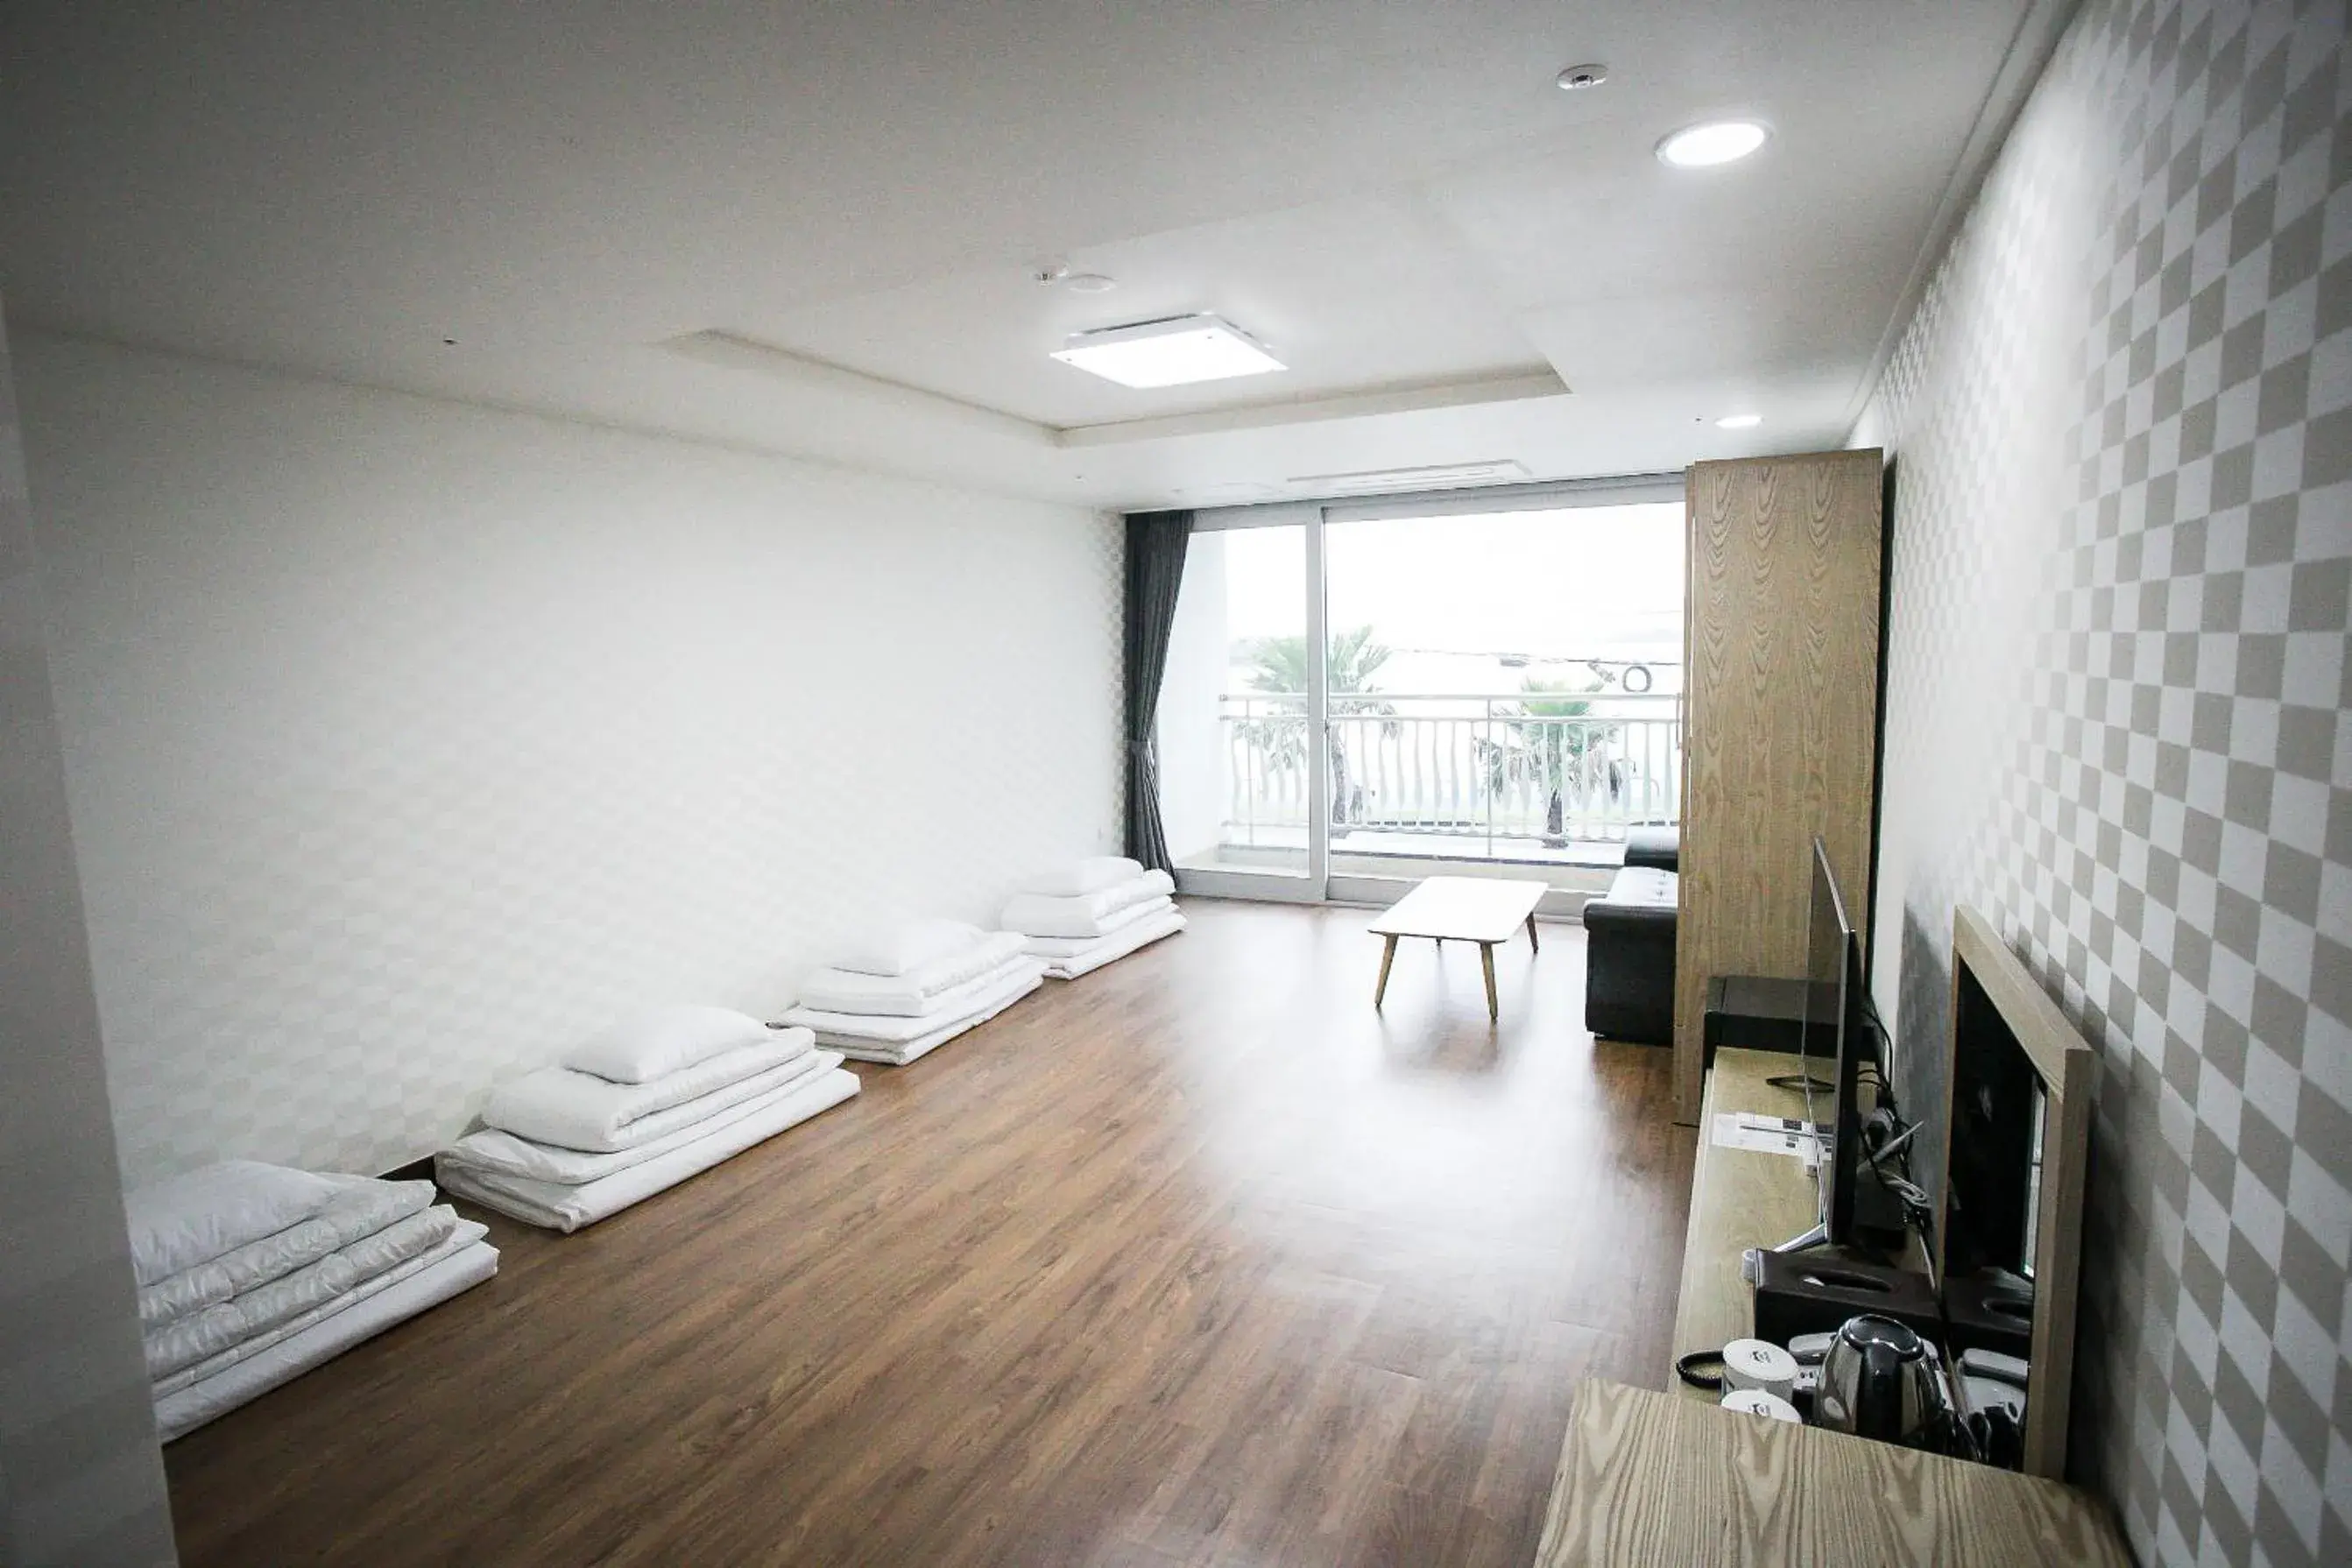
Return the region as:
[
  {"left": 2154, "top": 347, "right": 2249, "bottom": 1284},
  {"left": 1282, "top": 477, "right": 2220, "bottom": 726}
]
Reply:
[{"left": 1674, "top": 451, "right": 1883, "bottom": 1121}]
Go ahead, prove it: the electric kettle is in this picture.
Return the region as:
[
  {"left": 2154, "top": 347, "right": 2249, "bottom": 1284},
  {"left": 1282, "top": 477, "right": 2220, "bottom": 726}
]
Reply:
[{"left": 1814, "top": 1315, "right": 1946, "bottom": 1446}]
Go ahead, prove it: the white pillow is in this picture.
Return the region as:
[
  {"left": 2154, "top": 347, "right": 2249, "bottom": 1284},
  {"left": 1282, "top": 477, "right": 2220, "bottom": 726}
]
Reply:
[
  {"left": 124, "top": 1161, "right": 346, "bottom": 1286},
  {"left": 1021, "top": 857, "right": 1145, "bottom": 897},
  {"left": 831, "top": 917, "right": 985, "bottom": 977},
  {"left": 563, "top": 1004, "right": 773, "bottom": 1084}
]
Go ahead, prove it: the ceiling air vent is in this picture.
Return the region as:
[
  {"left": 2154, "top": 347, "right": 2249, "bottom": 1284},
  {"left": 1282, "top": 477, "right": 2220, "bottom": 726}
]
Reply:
[{"left": 1285, "top": 460, "right": 1531, "bottom": 495}]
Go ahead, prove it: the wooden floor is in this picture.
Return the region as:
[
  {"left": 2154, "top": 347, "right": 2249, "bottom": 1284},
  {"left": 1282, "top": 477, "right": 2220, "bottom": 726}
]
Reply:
[{"left": 165, "top": 899, "right": 1694, "bottom": 1567}]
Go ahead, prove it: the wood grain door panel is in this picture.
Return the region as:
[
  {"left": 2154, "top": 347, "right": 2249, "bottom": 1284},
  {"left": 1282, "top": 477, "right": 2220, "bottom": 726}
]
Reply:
[{"left": 1673, "top": 451, "right": 1883, "bottom": 1121}]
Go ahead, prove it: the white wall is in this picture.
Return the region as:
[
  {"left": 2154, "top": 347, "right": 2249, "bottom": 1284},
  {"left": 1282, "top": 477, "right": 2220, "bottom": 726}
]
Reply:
[
  {"left": 1155, "top": 528, "right": 1229, "bottom": 865},
  {"left": 18, "top": 332, "right": 1122, "bottom": 1185},
  {"left": 0, "top": 314, "right": 177, "bottom": 1561}
]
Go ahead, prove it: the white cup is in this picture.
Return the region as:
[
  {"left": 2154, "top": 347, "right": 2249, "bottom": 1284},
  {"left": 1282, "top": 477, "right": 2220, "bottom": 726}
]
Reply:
[
  {"left": 1720, "top": 1388, "right": 1803, "bottom": 1423},
  {"left": 1721, "top": 1338, "right": 1800, "bottom": 1402}
]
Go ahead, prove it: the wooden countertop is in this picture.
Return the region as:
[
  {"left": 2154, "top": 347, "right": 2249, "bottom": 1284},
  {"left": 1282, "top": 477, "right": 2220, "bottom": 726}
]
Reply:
[
  {"left": 1532, "top": 1381, "right": 2131, "bottom": 1566},
  {"left": 1669, "top": 1047, "right": 1821, "bottom": 1395}
]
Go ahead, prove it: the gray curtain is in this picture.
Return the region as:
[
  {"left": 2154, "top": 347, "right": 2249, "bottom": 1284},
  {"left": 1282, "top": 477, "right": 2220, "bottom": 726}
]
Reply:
[{"left": 1123, "top": 510, "right": 1193, "bottom": 872}]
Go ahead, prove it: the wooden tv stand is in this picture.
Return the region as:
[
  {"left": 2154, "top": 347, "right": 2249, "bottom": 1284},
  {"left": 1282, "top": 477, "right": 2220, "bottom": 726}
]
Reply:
[
  {"left": 1521, "top": 1047, "right": 2130, "bottom": 1564},
  {"left": 1669, "top": 1046, "right": 1839, "bottom": 1394}
]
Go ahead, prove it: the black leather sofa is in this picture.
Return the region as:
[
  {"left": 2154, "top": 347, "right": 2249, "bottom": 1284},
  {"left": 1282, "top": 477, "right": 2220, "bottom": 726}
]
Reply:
[
  {"left": 1622, "top": 825, "right": 1680, "bottom": 872},
  {"left": 1583, "top": 864, "right": 1677, "bottom": 1044}
]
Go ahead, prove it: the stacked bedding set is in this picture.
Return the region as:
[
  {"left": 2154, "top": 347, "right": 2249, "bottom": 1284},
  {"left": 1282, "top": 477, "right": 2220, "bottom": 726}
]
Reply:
[
  {"left": 436, "top": 1005, "right": 858, "bottom": 1232},
  {"left": 125, "top": 1159, "right": 498, "bottom": 1440},
  {"left": 1003, "top": 858, "right": 1185, "bottom": 979},
  {"left": 779, "top": 917, "right": 1045, "bottom": 1066}
]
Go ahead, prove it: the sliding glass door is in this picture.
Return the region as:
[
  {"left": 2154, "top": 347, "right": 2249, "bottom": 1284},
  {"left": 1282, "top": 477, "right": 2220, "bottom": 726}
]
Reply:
[
  {"left": 1318, "top": 499, "right": 1685, "bottom": 903},
  {"left": 1157, "top": 482, "right": 1685, "bottom": 908},
  {"left": 1157, "top": 514, "right": 1324, "bottom": 899}
]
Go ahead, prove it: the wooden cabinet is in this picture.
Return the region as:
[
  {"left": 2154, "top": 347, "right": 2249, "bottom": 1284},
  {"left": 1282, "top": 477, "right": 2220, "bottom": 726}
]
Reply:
[{"left": 1673, "top": 451, "right": 1885, "bottom": 1122}]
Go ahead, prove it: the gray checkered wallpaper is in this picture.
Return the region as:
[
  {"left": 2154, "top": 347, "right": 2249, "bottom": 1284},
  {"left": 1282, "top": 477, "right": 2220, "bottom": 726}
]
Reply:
[
  {"left": 1853, "top": 0, "right": 2348, "bottom": 1561},
  {"left": 0, "top": 310, "right": 177, "bottom": 1561},
  {"left": 17, "top": 331, "right": 1123, "bottom": 1188}
]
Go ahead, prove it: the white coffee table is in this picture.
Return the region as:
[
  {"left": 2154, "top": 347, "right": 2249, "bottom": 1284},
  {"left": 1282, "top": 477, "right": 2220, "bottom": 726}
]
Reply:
[{"left": 1367, "top": 875, "right": 1550, "bottom": 1022}]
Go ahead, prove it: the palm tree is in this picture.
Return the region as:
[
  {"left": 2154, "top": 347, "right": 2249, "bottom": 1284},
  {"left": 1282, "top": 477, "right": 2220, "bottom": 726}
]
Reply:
[
  {"left": 1477, "top": 678, "right": 1617, "bottom": 847},
  {"left": 1232, "top": 625, "right": 1396, "bottom": 830}
]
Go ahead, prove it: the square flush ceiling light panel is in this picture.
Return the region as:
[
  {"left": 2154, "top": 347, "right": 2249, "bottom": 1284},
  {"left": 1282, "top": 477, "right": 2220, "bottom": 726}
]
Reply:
[{"left": 1050, "top": 314, "right": 1286, "bottom": 389}]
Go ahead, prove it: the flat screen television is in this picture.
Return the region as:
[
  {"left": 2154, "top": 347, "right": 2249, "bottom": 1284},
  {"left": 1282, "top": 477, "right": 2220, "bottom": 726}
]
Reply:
[{"left": 1784, "top": 835, "right": 1886, "bottom": 1250}]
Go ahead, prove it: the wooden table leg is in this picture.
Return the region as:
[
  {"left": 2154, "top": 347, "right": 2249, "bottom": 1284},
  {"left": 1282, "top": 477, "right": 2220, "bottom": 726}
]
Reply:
[
  {"left": 1525, "top": 912, "right": 1540, "bottom": 953},
  {"left": 1480, "top": 942, "right": 1498, "bottom": 1023},
  {"left": 1374, "top": 934, "right": 1399, "bottom": 1008}
]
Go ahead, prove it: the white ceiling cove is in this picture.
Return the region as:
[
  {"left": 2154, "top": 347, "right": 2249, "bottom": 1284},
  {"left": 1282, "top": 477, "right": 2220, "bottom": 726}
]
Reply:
[{"left": 0, "top": 1, "right": 2068, "bottom": 509}]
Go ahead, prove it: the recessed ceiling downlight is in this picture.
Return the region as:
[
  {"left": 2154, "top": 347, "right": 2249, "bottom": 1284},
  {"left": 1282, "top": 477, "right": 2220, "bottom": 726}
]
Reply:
[
  {"left": 1716, "top": 413, "right": 1763, "bottom": 429},
  {"left": 1657, "top": 120, "right": 1769, "bottom": 168}
]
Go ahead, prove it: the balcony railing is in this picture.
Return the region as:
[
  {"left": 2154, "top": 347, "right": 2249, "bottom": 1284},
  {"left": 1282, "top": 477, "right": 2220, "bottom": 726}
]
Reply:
[{"left": 1218, "top": 691, "right": 1680, "bottom": 857}]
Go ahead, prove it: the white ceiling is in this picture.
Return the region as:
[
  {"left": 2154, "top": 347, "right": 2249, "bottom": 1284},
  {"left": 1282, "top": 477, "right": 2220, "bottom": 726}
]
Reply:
[{"left": 0, "top": 1, "right": 2064, "bottom": 511}]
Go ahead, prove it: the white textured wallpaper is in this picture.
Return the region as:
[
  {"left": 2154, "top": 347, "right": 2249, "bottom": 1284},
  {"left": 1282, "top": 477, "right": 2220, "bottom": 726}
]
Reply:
[
  {"left": 1856, "top": 2, "right": 2348, "bottom": 1563},
  {"left": 0, "top": 313, "right": 178, "bottom": 1560},
  {"left": 18, "top": 332, "right": 1122, "bottom": 1185}
]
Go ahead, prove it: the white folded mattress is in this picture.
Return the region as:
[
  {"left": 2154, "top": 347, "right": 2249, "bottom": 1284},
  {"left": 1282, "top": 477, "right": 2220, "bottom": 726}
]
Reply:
[
  {"left": 140, "top": 1174, "right": 436, "bottom": 1332},
  {"left": 1033, "top": 907, "right": 1186, "bottom": 979},
  {"left": 156, "top": 1236, "right": 498, "bottom": 1442},
  {"left": 792, "top": 970, "right": 1042, "bottom": 1066},
  {"left": 1000, "top": 869, "right": 1176, "bottom": 940},
  {"left": 820, "top": 996, "right": 1021, "bottom": 1066},
  {"left": 438, "top": 1066, "right": 860, "bottom": 1233},
  {"left": 438, "top": 1052, "right": 843, "bottom": 1186},
  {"left": 481, "top": 1030, "right": 817, "bottom": 1154},
  {"left": 1019, "top": 896, "right": 1174, "bottom": 957},
  {"left": 795, "top": 930, "right": 1030, "bottom": 1016},
  {"left": 779, "top": 957, "right": 1042, "bottom": 1043},
  {"left": 153, "top": 1219, "right": 488, "bottom": 1398},
  {"left": 146, "top": 1204, "right": 460, "bottom": 1381}
]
